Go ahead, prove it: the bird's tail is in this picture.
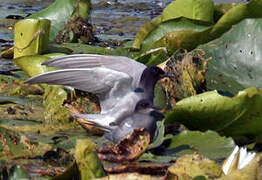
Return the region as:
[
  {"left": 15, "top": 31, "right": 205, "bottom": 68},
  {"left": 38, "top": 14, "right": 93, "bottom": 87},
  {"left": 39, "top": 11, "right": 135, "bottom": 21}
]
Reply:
[{"left": 73, "top": 114, "right": 114, "bottom": 132}]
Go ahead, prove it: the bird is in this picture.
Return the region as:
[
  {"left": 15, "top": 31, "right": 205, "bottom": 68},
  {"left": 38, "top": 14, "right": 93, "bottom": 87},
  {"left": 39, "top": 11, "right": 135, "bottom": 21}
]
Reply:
[
  {"left": 25, "top": 54, "right": 173, "bottom": 126},
  {"left": 85, "top": 98, "right": 164, "bottom": 144}
]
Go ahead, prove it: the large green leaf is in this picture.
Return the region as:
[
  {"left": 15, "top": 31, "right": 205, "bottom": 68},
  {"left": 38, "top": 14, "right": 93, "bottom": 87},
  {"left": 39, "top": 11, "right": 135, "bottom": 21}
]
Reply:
[
  {"left": 165, "top": 130, "right": 235, "bottom": 160},
  {"left": 28, "top": 0, "right": 91, "bottom": 41},
  {"left": 162, "top": 0, "right": 214, "bottom": 23},
  {"left": 198, "top": 18, "right": 262, "bottom": 94},
  {"left": 14, "top": 55, "right": 53, "bottom": 77},
  {"left": 165, "top": 88, "right": 262, "bottom": 143},
  {"left": 142, "top": 18, "right": 213, "bottom": 52},
  {"left": 132, "top": 0, "right": 214, "bottom": 50},
  {"left": 210, "top": 0, "right": 262, "bottom": 38},
  {"left": 14, "top": 19, "right": 50, "bottom": 58},
  {"left": 54, "top": 139, "right": 105, "bottom": 180}
]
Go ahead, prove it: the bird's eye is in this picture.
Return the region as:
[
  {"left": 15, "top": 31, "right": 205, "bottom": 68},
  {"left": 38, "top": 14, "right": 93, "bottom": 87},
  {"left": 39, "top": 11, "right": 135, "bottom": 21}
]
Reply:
[
  {"left": 152, "top": 67, "right": 159, "bottom": 73},
  {"left": 141, "top": 103, "right": 148, "bottom": 107}
]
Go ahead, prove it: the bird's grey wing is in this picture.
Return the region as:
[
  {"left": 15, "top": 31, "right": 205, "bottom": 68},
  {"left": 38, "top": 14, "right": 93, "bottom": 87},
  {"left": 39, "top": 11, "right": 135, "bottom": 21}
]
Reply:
[
  {"left": 42, "top": 54, "right": 146, "bottom": 88},
  {"left": 25, "top": 67, "right": 133, "bottom": 111}
]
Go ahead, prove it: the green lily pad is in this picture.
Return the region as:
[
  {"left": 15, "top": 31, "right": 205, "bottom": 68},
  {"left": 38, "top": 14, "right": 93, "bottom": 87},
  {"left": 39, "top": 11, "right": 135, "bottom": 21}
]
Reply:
[
  {"left": 28, "top": 0, "right": 91, "bottom": 41},
  {"left": 54, "top": 139, "right": 105, "bottom": 180},
  {"left": 210, "top": 0, "right": 262, "bottom": 38},
  {"left": 162, "top": 0, "right": 214, "bottom": 23},
  {"left": 142, "top": 18, "right": 213, "bottom": 52},
  {"left": 198, "top": 18, "right": 262, "bottom": 94},
  {"left": 133, "top": 18, "right": 213, "bottom": 58},
  {"left": 14, "top": 19, "right": 50, "bottom": 58},
  {"left": 165, "top": 130, "right": 235, "bottom": 160},
  {"left": 0, "top": 126, "right": 51, "bottom": 159},
  {"left": 165, "top": 88, "right": 262, "bottom": 143},
  {"left": 133, "top": 0, "right": 214, "bottom": 50},
  {"left": 14, "top": 55, "right": 53, "bottom": 78}
]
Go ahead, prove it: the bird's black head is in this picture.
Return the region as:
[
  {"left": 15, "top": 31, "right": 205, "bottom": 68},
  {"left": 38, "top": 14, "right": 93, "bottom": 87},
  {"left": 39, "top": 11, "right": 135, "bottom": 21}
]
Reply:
[
  {"left": 140, "top": 66, "right": 174, "bottom": 85},
  {"left": 143, "top": 66, "right": 166, "bottom": 80}
]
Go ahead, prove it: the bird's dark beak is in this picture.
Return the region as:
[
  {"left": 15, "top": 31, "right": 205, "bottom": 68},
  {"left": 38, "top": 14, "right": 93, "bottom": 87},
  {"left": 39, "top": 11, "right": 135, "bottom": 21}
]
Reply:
[
  {"left": 160, "top": 73, "right": 175, "bottom": 79},
  {"left": 152, "top": 105, "right": 162, "bottom": 110}
]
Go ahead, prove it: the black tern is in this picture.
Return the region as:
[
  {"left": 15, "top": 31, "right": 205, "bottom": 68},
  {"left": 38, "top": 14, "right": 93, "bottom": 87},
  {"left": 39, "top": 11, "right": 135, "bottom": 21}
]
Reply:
[
  {"left": 85, "top": 99, "right": 163, "bottom": 144},
  {"left": 25, "top": 54, "right": 172, "bottom": 126}
]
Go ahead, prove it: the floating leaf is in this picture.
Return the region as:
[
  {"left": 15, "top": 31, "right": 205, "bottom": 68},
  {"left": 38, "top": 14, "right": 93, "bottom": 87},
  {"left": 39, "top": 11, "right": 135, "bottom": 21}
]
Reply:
[
  {"left": 28, "top": 0, "right": 91, "bottom": 41},
  {"left": 14, "top": 55, "right": 53, "bottom": 78},
  {"left": 198, "top": 18, "right": 262, "bottom": 94},
  {"left": 165, "top": 88, "right": 262, "bottom": 143},
  {"left": 165, "top": 130, "right": 235, "bottom": 160},
  {"left": 0, "top": 127, "right": 51, "bottom": 159},
  {"left": 210, "top": 0, "right": 262, "bottom": 38},
  {"left": 74, "top": 139, "right": 105, "bottom": 180},
  {"left": 168, "top": 153, "right": 223, "bottom": 179},
  {"left": 14, "top": 19, "right": 50, "bottom": 58},
  {"left": 134, "top": 17, "right": 213, "bottom": 58},
  {"left": 162, "top": 0, "right": 214, "bottom": 23},
  {"left": 133, "top": 0, "right": 214, "bottom": 50}
]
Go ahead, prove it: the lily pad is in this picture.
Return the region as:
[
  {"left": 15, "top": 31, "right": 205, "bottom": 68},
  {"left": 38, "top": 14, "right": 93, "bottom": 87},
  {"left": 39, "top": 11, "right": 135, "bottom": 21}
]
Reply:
[
  {"left": 74, "top": 139, "right": 105, "bottom": 179},
  {"left": 210, "top": 0, "right": 262, "bottom": 38},
  {"left": 14, "top": 55, "right": 53, "bottom": 78},
  {"left": 162, "top": 0, "right": 214, "bottom": 23},
  {"left": 28, "top": 0, "right": 91, "bottom": 41},
  {"left": 14, "top": 19, "right": 50, "bottom": 58},
  {"left": 0, "top": 126, "right": 51, "bottom": 159},
  {"left": 198, "top": 18, "right": 262, "bottom": 94},
  {"left": 133, "top": 0, "right": 214, "bottom": 51},
  {"left": 165, "top": 88, "right": 262, "bottom": 143},
  {"left": 168, "top": 153, "right": 223, "bottom": 179},
  {"left": 142, "top": 18, "right": 212, "bottom": 52},
  {"left": 165, "top": 130, "right": 235, "bottom": 160}
]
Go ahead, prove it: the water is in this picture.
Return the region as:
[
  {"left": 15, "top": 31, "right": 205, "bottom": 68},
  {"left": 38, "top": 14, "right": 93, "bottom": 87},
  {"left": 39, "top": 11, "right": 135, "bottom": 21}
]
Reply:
[
  {"left": 0, "top": 0, "right": 172, "bottom": 46},
  {"left": 0, "top": 0, "right": 172, "bottom": 70}
]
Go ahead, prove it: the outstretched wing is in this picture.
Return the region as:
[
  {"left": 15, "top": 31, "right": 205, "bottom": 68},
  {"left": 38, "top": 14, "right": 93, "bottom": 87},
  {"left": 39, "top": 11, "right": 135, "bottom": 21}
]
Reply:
[
  {"left": 25, "top": 67, "right": 133, "bottom": 111},
  {"left": 42, "top": 54, "right": 146, "bottom": 88}
]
